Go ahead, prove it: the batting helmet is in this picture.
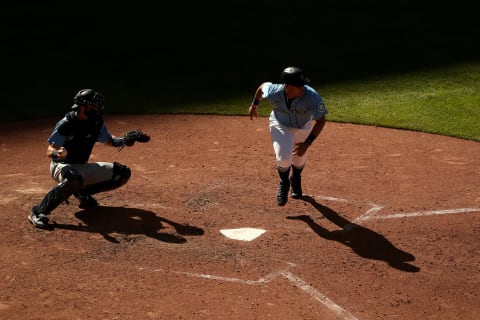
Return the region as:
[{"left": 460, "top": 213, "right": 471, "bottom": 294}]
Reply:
[
  {"left": 72, "top": 89, "right": 105, "bottom": 110},
  {"left": 281, "top": 67, "right": 310, "bottom": 87}
]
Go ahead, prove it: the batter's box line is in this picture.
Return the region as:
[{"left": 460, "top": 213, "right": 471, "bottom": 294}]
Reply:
[
  {"left": 138, "top": 262, "right": 359, "bottom": 320},
  {"left": 309, "top": 194, "right": 480, "bottom": 225},
  {"left": 140, "top": 260, "right": 297, "bottom": 285},
  {"left": 367, "top": 207, "right": 480, "bottom": 220},
  {"left": 308, "top": 194, "right": 383, "bottom": 227}
]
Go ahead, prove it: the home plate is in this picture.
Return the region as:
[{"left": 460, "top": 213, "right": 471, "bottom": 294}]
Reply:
[{"left": 220, "top": 228, "right": 267, "bottom": 241}]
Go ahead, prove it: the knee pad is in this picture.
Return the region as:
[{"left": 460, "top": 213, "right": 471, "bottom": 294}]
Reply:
[
  {"left": 60, "top": 167, "right": 83, "bottom": 184},
  {"left": 112, "top": 162, "right": 131, "bottom": 187},
  {"left": 58, "top": 167, "right": 83, "bottom": 196},
  {"left": 59, "top": 167, "right": 83, "bottom": 195}
]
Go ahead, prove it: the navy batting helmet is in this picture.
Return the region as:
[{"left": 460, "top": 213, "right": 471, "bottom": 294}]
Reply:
[
  {"left": 281, "top": 67, "right": 310, "bottom": 87},
  {"left": 72, "top": 89, "right": 105, "bottom": 110}
]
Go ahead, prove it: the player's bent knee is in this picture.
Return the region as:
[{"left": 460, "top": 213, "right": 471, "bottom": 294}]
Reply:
[
  {"left": 50, "top": 171, "right": 83, "bottom": 204},
  {"left": 61, "top": 167, "right": 83, "bottom": 184},
  {"left": 59, "top": 168, "right": 83, "bottom": 194},
  {"left": 112, "top": 162, "right": 131, "bottom": 187}
]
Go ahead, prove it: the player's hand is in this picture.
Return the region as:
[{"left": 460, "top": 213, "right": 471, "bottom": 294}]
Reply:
[
  {"left": 57, "top": 147, "right": 68, "bottom": 159},
  {"left": 249, "top": 105, "right": 258, "bottom": 120},
  {"left": 293, "top": 142, "right": 309, "bottom": 157}
]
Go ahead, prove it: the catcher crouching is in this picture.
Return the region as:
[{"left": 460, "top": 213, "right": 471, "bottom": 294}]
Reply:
[{"left": 28, "top": 89, "right": 150, "bottom": 228}]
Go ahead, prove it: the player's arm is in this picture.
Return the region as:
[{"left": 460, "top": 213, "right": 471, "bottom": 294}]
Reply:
[
  {"left": 96, "top": 123, "right": 122, "bottom": 147},
  {"left": 105, "top": 135, "right": 123, "bottom": 147},
  {"left": 104, "top": 128, "right": 151, "bottom": 150},
  {"left": 308, "top": 116, "right": 326, "bottom": 140},
  {"left": 47, "top": 144, "right": 68, "bottom": 160},
  {"left": 249, "top": 83, "right": 266, "bottom": 120},
  {"left": 293, "top": 116, "right": 326, "bottom": 157},
  {"left": 47, "top": 124, "right": 68, "bottom": 160}
]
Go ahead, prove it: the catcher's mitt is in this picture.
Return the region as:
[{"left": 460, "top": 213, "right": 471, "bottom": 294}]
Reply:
[{"left": 118, "top": 129, "right": 150, "bottom": 151}]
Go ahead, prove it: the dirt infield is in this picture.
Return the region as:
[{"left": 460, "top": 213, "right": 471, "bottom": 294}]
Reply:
[{"left": 1, "top": 114, "right": 479, "bottom": 320}]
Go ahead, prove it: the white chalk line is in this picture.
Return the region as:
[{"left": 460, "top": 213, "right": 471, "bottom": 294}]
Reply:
[
  {"left": 315, "top": 195, "right": 353, "bottom": 203},
  {"left": 142, "top": 263, "right": 358, "bottom": 320},
  {"left": 352, "top": 204, "right": 384, "bottom": 224},
  {"left": 367, "top": 207, "right": 480, "bottom": 220},
  {"left": 145, "top": 260, "right": 296, "bottom": 285},
  {"left": 310, "top": 194, "right": 480, "bottom": 223},
  {"left": 130, "top": 197, "right": 480, "bottom": 225},
  {"left": 178, "top": 268, "right": 285, "bottom": 285},
  {"left": 133, "top": 196, "right": 478, "bottom": 320},
  {"left": 281, "top": 271, "right": 359, "bottom": 320}
]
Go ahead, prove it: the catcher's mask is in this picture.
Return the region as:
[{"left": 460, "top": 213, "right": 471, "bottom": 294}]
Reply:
[
  {"left": 281, "top": 67, "right": 310, "bottom": 87},
  {"left": 71, "top": 89, "right": 105, "bottom": 112}
]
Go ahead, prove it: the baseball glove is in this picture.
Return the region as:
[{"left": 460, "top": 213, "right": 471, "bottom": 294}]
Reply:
[{"left": 118, "top": 129, "right": 150, "bottom": 151}]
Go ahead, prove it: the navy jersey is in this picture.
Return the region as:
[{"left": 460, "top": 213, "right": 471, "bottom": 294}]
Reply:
[{"left": 48, "top": 111, "right": 111, "bottom": 164}]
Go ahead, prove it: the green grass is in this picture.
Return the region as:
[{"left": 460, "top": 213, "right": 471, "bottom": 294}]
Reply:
[
  {"left": 151, "top": 62, "right": 480, "bottom": 142},
  {"left": 319, "top": 62, "right": 480, "bottom": 141},
  {"left": 1, "top": 1, "right": 478, "bottom": 142},
  {"left": 2, "top": 61, "right": 478, "bottom": 142}
]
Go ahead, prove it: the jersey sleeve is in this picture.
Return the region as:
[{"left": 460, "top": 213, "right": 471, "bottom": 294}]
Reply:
[
  {"left": 261, "top": 82, "right": 273, "bottom": 99},
  {"left": 47, "top": 117, "right": 68, "bottom": 146},
  {"left": 96, "top": 123, "right": 112, "bottom": 143},
  {"left": 312, "top": 98, "right": 328, "bottom": 120}
]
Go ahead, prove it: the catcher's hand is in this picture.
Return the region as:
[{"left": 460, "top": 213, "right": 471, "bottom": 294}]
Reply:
[{"left": 118, "top": 129, "right": 150, "bottom": 151}]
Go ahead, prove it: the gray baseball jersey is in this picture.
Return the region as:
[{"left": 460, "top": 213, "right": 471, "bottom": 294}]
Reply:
[{"left": 261, "top": 82, "right": 328, "bottom": 128}]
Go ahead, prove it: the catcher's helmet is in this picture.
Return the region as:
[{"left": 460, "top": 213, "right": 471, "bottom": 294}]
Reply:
[
  {"left": 281, "top": 67, "right": 310, "bottom": 87},
  {"left": 72, "top": 89, "right": 105, "bottom": 110}
]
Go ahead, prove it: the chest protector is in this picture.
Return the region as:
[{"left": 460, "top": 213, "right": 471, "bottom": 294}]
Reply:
[{"left": 57, "top": 111, "right": 104, "bottom": 164}]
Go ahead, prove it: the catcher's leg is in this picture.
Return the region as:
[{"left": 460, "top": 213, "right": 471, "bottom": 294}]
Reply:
[
  {"left": 29, "top": 168, "right": 83, "bottom": 227},
  {"left": 77, "top": 162, "right": 131, "bottom": 197}
]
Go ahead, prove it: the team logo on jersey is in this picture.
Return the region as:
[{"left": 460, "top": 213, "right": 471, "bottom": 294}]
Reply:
[{"left": 318, "top": 102, "right": 326, "bottom": 113}]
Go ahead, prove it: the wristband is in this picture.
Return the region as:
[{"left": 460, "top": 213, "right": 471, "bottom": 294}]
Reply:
[
  {"left": 112, "top": 137, "right": 124, "bottom": 147},
  {"left": 305, "top": 133, "right": 317, "bottom": 145}
]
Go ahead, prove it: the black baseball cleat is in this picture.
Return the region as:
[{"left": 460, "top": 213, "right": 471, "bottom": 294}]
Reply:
[
  {"left": 290, "top": 176, "right": 303, "bottom": 199},
  {"left": 28, "top": 211, "right": 50, "bottom": 228},
  {"left": 76, "top": 195, "right": 99, "bottom": 209},
  {"left": 276, "top": 181, "right": 290, "bottom": 206}
]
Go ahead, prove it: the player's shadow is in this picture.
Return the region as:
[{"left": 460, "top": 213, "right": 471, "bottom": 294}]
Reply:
[
  {"left": 52, "top": 206, "right": 204, "bottom": 244},
  {"left": 287, "top": 195, "right": 420, "bottom": 273}
]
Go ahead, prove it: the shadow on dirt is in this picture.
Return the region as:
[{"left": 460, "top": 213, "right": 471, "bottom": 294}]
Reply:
[
  {"left": 51, "top": 206, "right": 204, "bottom": 244},
  {"left": 287, "top": 195, "right": 420, "bottom": 273}
]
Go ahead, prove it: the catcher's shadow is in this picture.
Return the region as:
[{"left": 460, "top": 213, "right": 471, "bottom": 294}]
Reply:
[
  {"left": 287, "top": 195, "right": 420, "bottom": 273},
  {"left": 52, "top": 206, "right": 204, "bottom": 244}
]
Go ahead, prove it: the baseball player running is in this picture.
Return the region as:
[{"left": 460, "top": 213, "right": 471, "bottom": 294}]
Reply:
[
  {"left": 249, "top": 67, "right": 328, "bottom": 206},
  {"left": 28, "top": 89, "right": 150, "bottom": 228}
]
